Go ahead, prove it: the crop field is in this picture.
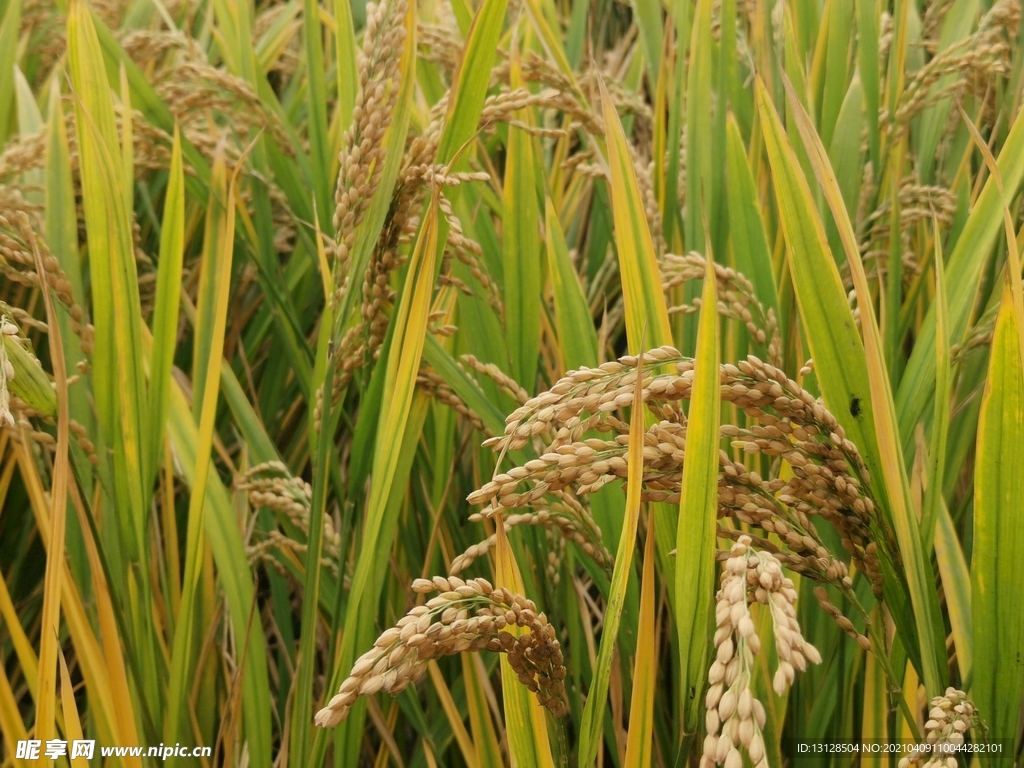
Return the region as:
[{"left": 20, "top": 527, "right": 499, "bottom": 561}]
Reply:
[{"left": 0, "top": 0, "right": 1023, "bottom": 765}]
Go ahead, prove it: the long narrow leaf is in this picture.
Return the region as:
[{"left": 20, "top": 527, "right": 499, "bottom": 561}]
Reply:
[
  {"left": 673, "top": 237, "right": 720, "bottom": 743},
  {"left": 779, "top": 76, "right": 944, "bottom": 693},
  {"left": 623, "top": 517, "right": 657, "bottom": 768},
  {"left": 578, "top": 341, "right": 649, "bottom": 768},
  {"left": 972, "top": 278, "right": 1024, "bottom": 755}
]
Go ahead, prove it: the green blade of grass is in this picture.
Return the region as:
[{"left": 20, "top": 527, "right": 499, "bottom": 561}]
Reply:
[
  {"left": 422, "top": 335, "right": 508, "bottom": 436},
  {"left": 545, "top": 196, "right": 599, "bottom": 371},
  {"left": 164, "top": 360, "right": 274, "bottom": 766},
  {"left": 165, "top": 150, "right": 238, "bottom": 748},
  {"left": 599, "top": 81, "right": 672, "bottom": 352},
  {"left": 623, "top": 515, "right": 658, "bottom": 768},
  {"left": 495, "top": 517, "right": 558, "bottom": 768},
  {"left": 755, "top": 72, "right": 875, "bottom": 493},
  {"left": 144, "top": 127, "right": 185, "bottom": 496},
  {"left": 302, "top": 0, "right": 331, "bottom": 223},
  {"left": 462, "top": 655, "right": 504, "bottom": 768},
  {"left": 921, "top": 221, "right": 949, "bottom": 550},
  {"left": 598, "top": 73, "right": 677, "bottom": 670},
  {"left": 724, "top": 113, "right": 778, "bottom": 316},
  {"left": 972, "top": 278, "right": 1024, "bottom": 756},
  {"left": 896, "top": 105, "right": 1024, "bottom": 457},
  {"left": 673, "top": 233, "right": 720, "bottom": 747},
  {"left": 68, "top": 0, "right": 149, "bottom": 562},
  {"left": 118, "top": 64, "right": 133, "bottom": 210},
  {"left": 67, "top": 0, "right": 164, "bottom": 716},
  {"left": 58, "top": 648, "right": 88, "bottom": 768},
  {"left": 755, "top": 76, "right": 935, "bottom": 688},
  {"left": 45, "top": 76, "right": 96, "bottom": 504},
  {"left": 778, "top": 75, "right": 945, "bottom": 694},
  {"left": 915, "top": 0, "right": 981, "bottom": 184},
  {"left": 824, "top": 76, "right": 863, "bottom": 268},
  {"left": 294, "top": 212, "right": 342, "bottom": 767},
  {"left": 630, "top": 0, "right": 662, "bottom": 89},
  {"left": 577, "top": 336, "right": 649, "bottom": 768},
  {"left": 335, "top": 0, "right": 357, "bottom": 132},
  {"left": 503, "top": 42, "right": 542, "bottom": 391},
  {"left": 31, "top": 202, "right": 73, "bottom": 750},
  {"left": 435, "top": 0, "right": 509, "bottom": 165},
  {"left": 0, "top": 0, "right": 21, "bottom": 147},
  {"left": 326, "top": 199, "right": 441, "bottom": 762},
  {"left": 662, "top": 0, "right": 690, "bottom": 251},
  {"left": 816, "top": 0, "right": 853, "bottom": 148},
  {"left": 14, "top": 67, "right": 43, "bottom": 202},
  {"left": 934, "top": 501, "right": 971, "bottom": 686},
  {"left": 684, "top": 0, "right": 712, "bottom": 255},
  {"left": 855, "top": 0, "right": 880, "bottom": 172}
]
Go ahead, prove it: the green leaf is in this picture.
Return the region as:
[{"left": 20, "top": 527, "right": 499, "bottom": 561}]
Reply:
[
  {"left": 816, "top": 0, "right": 853, "bottom": 148},
  {"left": 600, "top": 80, "right": 673, "bottom": 352},
  {"left": 165, "top": 150, "right": 238, "bottom": 750},
  {"left": 164, "top": 359, "right": 274, "bottom": 766},
  {"left": 972, "top": 279, "right": 1024, "bottom": 756},
  {"left": 934, "top": 501, "right": 971, "bottom": 686},
  {"left": 577, "top": 338, "right": 650, "bottom": 768},
  {"left": 673, "top": 235, "right": 720, "bottom": 741},
  {"left": 435, "top": 0, "right": 509, "bottom": 165},
  {"left": 0, "top": 0, "right": 21, "bottom": 147},
  {"left": 494, "top": 516, "right": 558, "bottom": 768},
  {"left": 144, "top": 127, "right": 185, "bottom": 494},
  {"left": 684, "top": 0, "right": 713, "bottom": 254},
  {"left": 921, "top": 222, "right": 949, "bottom": 550},
  {"left": 545, "top": 196, "right": 599, "bottom": 371},
  {"left": 68, "top": 0, "right": 151, "bottom": 628},
  {"left": 630, "top": 0, "right": 662, "bottom": 88},
  {"left": 45, "top": 76, "right": 95, "bottom": 499},
  {"left": 896, "top": 100, "right": 1024, "bottom": 457},
  {"left": 302, "top": 0, "right": 331, "bottom": 223},
  {"left": 335, "top": 0, "right": 358, "bottom": 131},
  {"left": 757, "top": 76, "right": 944, "bottom": 690},
  {"left": 326, "top": 199, "right": 442, "bottom": 763},
  {"left": 623, "top": 519, "right": 658, "bottom": 768},
  {"left": 503, "top": 45, "right": 542, "bottom": 391},
  {"left": 855, "top": 0, "right": 880, "bottom": 172},
  {"left": 724, "top": 114, "right": 778, "bottom": 316}
]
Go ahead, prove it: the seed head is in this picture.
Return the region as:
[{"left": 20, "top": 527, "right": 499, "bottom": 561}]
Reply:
[
  {"left": 702, "top": 536, "right": 821, "bottom": 768},
  {"left": 315, "top": 578, "right": 566, "bottom": 726}
]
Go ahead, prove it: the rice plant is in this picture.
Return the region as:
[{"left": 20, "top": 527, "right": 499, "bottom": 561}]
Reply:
[{"left": 0, "top": 0, "right": 1022, "bottom": 764}]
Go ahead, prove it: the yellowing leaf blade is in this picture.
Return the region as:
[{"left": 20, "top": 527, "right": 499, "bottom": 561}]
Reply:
[
  {"left": 599, "top": 79, "right": 672, "bottom": 353},
  {"left": 578, "top": 342, "right": 648, "bottom": 768},
  {"left": 623, "top": 517, "right": 657, "bottom": 768},
  {"left": 673, "top": 239, "right": 720, "bottom": 741},
  {"left": 972, "top": 279, "right": 1024, "bottom": 752}
]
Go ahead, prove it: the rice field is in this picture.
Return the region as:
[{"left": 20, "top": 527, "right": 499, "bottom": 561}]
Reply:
[{"left": 0, "top": 0, "right": 1023, "bottom": 765}]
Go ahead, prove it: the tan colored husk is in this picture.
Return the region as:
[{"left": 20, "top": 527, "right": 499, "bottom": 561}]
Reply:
[
  {"left": 330, "top": 0, "right": 410, "bottom": 312},
  {"left": 884, "top": 0, "right": 1020, "bottom": 140},
  {"left": 467, "top": 348, "right": 894, "bottom": 621},
  {"left": 0, "top": 210, "right": 95, "bottom": 358},
  {"left": 237, "top": 461, "right": 342, "bottom": 575},
  {"left": 898, "top": 689, "right": 982, "bottom": 768},
  {"left": 0, "top": 316, "right": 17, "bottom": 429},
  {"left": 451, "top": 489, "right": 611, "bottom": 576},
  {"left": 661, "top": 252, "right": 782, "bottom": 368},
  {"left": 701, "top": 536, "right": 821, "bottom": 768},
  {"left": 314, "top": 577, "right": 566, "bottom": 726}
]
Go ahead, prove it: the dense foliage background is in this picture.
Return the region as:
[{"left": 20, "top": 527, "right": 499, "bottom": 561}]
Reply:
[{"left": 1, "top": 0, "right": 1023, "bottom": 764}]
